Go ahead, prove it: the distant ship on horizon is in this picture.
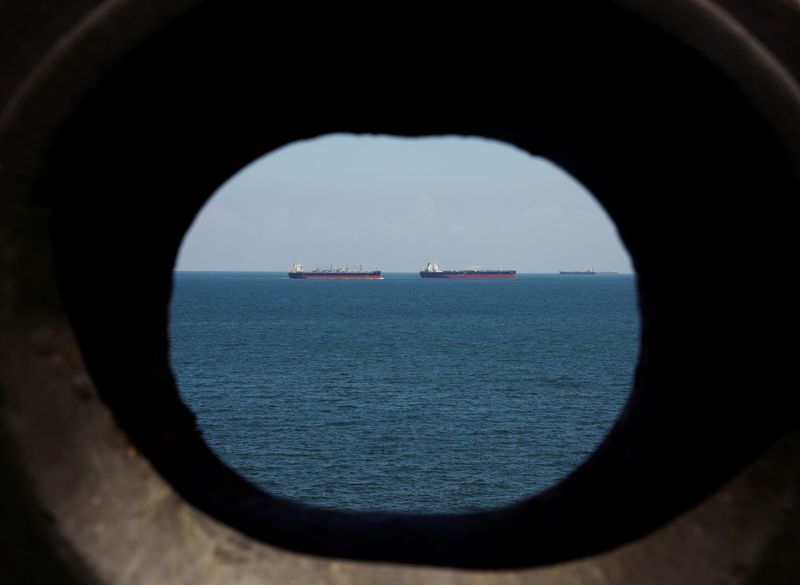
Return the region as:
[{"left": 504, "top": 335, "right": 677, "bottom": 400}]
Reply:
[
  {"left": 288, "top": 263, "right": 382, "bottom": 279},
  {"left": 559, "top": 267, "right": 596, "bottom": 275},
  {"left": 420, "top": 261, "right": 516, "bottom": 279}
]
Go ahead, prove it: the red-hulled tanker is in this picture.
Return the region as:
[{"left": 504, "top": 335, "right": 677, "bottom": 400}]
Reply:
[
  {"left": 419, "top": 262, "right": 516, "bottom": 279},
  {"left": 289, "top": 263, "right": 382, "bottom": 279}
]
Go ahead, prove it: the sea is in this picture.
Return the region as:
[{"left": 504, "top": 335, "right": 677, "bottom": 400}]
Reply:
[{"left": 169, "top": 272, "right": 639, "bottom": 513}]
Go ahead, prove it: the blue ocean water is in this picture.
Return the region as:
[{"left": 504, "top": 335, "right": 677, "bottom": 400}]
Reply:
[{"left": 169, "top": 272, "right": 639, "bottom": 513}]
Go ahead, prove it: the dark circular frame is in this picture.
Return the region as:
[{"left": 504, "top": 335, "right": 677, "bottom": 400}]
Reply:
[{"left": 2, "top": 0, "right": 798, "bottom": 578}]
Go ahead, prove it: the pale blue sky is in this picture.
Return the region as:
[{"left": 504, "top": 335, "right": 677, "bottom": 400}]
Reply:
[{"left": 175, "top": 134, "right": 633, "bottom": 273}]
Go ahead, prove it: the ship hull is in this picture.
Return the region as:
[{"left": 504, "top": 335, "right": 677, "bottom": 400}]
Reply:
[
  {"left": 558, "top": 271, "right": 595, "bottom": 275},
  {"left": 289, "top": 271, "right": 382, "bottom": 279},
  {"left": 420, "top": 271, "right": 516, "bottom": 279}
]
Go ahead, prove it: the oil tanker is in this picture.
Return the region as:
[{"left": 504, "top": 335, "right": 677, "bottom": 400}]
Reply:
[
  {"left": 289, "top": 263, "right": 382, "bottom": 279},
  {"left": 558, "top": 267, "right": 595, "bottom": 275},
  {"left": 419, "top": 262, "right": 516, "bottom": 279}
]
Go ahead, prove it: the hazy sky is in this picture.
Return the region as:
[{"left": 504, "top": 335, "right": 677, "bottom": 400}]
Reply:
[{"left": 175, "top": 134, "right": 633, "bottom": 273}]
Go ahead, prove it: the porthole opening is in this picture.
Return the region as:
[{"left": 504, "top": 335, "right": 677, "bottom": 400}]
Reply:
[{"left": 169, "top": 134, "right": 638, "bottom": 513}]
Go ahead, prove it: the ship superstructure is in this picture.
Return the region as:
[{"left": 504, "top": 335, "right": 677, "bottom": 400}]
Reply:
[{"left": 558, "top": 267, "right": 595, "bottom": 275}]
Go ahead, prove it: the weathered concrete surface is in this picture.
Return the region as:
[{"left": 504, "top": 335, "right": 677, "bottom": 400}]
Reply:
[{"left": 1, "top": 1, "right": 798, "bottom": 583}]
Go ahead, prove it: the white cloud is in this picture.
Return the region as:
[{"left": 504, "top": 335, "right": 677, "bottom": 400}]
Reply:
[
  {"left": 380, "top": 221, "right": 404, "bottom": 235},
  {"left": 379, "top": 195, "right": 438, "bottom": 237},
  {"left": 192, "top": 201, "right": 239, "bottom": 231},
  {"left": 523, "top": 205, "right": 563, "bottom": 221},
  {"left": 413, "top": 196, "right": 436, "bottom": 221},
  {"left": 330, "top": 224, "right": 359, "bottom": 242}
]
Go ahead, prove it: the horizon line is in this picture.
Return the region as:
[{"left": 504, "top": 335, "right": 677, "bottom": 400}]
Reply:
[{"left": 173, "top": 269, "right": 633, "bottom": 275}]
